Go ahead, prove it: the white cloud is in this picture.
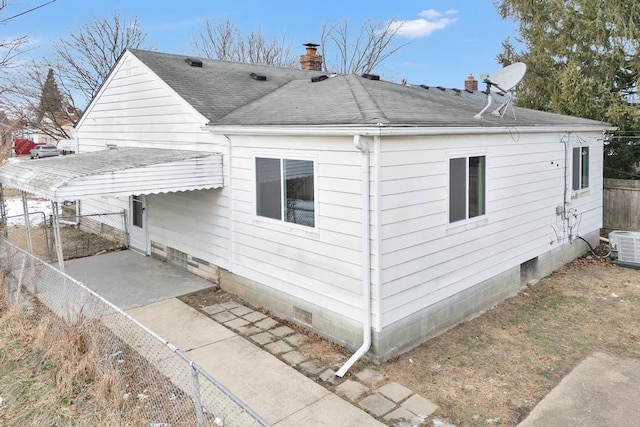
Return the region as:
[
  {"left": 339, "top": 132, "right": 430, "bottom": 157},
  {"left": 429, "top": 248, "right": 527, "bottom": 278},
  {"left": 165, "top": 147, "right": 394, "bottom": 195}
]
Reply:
[
  {"left": 419, "top": 9, "right": 443, "bottom": 19},
  {"left": 391, "top": 9, "right": 458, "bottom": 39}
]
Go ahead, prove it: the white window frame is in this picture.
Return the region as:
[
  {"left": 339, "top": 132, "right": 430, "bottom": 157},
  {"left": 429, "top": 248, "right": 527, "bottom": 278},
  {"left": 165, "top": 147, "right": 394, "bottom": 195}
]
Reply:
[
  {"left": 255, "top": 155, "right": 317, "bottom": 229},
  {"left": 571, "top": 145, "right": 590, "bottom": 191},
  {"left": 448, "top": 152, "right": 487, "bottom": 224}
]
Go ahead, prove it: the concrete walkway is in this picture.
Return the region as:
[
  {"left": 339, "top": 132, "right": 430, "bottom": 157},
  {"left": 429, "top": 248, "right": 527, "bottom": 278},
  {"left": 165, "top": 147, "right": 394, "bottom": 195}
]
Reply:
[
  {"left": 518, "top": 352, "right": 640, "bottom": 427},
  {"left": 127, "top": 298, "right": 385, "bottom": 426}
]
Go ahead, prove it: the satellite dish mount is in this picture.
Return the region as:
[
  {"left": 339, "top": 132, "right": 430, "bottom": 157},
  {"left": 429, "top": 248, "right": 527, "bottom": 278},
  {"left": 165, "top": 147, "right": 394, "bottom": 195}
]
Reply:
[{"left": 474, "top": 62, "right": 527, "bottom": 121}]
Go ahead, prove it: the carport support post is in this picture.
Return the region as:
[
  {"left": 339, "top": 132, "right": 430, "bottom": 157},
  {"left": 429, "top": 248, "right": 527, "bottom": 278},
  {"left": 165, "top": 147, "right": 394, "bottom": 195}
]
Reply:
[
  {"left": 51, "top": 201, "right": 65, "bottom": 273},
  {"left": 21, "top": 191, "right": 34, "bottom": 255}
]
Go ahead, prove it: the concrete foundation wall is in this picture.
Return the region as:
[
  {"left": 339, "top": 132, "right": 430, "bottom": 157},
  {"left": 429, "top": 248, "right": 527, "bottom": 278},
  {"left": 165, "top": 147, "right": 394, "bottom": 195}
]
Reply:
[
  {"left": 151, "top": 240, "right": 220, "bottom": 285},
  {"left": 219, "top": 269, "right": 363, "bottom": 350},
  {"left": 151, "top": 231, "right": 598, "bottom": 362},
  {"left": 370, "top": 229, "right": 600, "bottom": 362}
]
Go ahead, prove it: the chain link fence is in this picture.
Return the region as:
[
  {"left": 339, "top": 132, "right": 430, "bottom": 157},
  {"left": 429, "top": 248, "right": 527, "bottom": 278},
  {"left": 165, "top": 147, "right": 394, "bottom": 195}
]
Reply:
[
  {"left": 2, "top": 201, "right": 127, "bottom": 261},
  {"left": 0, "top": 238, "right": 269, "bottom": 427}
]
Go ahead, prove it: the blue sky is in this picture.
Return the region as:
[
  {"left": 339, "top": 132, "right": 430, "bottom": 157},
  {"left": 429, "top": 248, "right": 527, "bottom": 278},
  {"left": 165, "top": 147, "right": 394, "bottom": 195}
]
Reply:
[{"left": 3, "top": 0, "right": 518, "bottom": 89}]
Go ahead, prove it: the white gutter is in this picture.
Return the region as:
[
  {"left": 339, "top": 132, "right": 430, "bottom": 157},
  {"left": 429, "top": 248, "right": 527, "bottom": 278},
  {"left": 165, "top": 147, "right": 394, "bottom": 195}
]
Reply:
[
  {"left": 336, "top": 134, "right": 371, "bottom": 378},
  {"left": 204, "top": 124, "right": 614, "bottom": 137}
]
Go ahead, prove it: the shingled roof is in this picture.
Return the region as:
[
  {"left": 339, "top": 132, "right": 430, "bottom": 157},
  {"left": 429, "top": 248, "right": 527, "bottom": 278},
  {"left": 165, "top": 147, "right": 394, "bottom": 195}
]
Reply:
[{"left": 129, "top": 49, "right": 607, "bottom": 129}]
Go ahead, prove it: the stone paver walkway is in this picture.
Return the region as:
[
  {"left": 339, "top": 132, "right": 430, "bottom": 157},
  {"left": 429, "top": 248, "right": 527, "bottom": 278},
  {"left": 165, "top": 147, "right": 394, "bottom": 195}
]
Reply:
[{"left": 200, "top": 299, "right": 438, "bottom": 426}]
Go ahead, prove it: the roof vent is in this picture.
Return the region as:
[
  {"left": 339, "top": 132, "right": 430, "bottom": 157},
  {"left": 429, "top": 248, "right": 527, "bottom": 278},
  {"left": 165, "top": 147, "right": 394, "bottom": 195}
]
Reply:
[
  {"left": 185, "top": 58, "right": 203, "bottom": 67},
  {"left": 311, "top": 75, "right": 328, "bottom": 82},
  {"left": 250, "top": 72, "right": 267, "bottom": 81},
  {"left": 420, "top": 85, "right": 430, "bottom": 90},
  {"left": 436, "top": 86, "right": 446, "bottom": 91},
  {"left": 361, "top": 73, "right": 380, "bottom": 81}
]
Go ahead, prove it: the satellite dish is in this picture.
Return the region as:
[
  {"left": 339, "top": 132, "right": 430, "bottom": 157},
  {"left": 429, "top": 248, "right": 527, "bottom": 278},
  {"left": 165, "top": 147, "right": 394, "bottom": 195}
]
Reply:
[
  {"left": 474, "top": 62, "right": 527, "bottom": 120},
  {"left": 487, "top": 62, "right": 527, "bottom": 93}
]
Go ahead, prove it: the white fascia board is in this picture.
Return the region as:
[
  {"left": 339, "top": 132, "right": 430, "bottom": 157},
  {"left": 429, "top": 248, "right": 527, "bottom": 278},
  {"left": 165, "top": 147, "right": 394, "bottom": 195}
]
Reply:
[{"left": 203, "top": 124, "right": 615, "bottom": 137}]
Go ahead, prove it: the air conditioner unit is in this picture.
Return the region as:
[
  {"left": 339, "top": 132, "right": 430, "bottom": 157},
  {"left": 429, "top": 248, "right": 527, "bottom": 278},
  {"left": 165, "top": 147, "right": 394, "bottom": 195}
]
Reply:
[{"left": 609, "top": 230, "right": 640, "bottom": 268}]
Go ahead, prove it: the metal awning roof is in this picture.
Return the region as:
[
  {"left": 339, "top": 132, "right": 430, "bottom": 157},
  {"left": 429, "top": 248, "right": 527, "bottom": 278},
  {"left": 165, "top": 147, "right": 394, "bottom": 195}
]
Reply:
[{"left": 0, "top": 147, "right": 224, "bottom": 202}]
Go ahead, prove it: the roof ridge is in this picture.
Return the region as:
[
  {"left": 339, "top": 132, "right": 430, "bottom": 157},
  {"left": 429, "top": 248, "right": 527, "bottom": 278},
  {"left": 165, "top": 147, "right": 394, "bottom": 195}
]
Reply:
[{"left": 344, "top": 75, "right": 389, "bottom": 125}]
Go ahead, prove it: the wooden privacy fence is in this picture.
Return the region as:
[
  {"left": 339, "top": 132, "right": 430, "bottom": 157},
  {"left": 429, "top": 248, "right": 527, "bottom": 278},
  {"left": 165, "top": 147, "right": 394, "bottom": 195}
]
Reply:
[{"left": 603, "top": 178, "right": 640, "bottom": 232}]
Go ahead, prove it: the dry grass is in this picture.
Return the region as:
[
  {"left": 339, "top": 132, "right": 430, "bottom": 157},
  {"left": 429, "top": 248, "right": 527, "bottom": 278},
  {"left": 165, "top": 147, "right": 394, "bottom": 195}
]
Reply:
[
  {"left": 371, "top": 257, "right": 640, "bottom": 426},
  {"left": 0, "top": 272, "right": 208, "bottom": 426}
]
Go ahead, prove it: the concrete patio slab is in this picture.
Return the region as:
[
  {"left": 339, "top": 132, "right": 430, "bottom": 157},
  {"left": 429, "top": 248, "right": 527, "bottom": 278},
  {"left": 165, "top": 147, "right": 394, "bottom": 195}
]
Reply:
[{"left": 63, "top": 249, "right": 213, "bottom": 310}]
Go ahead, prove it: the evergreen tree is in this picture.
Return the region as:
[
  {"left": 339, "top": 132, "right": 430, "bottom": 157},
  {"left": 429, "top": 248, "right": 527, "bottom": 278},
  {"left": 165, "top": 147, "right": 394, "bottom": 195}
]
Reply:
[
  {"left": 36, "top": 68, "right": 64, "bottom": 123},
  {"left": 496, "top": 0, "right": 640, "bottom": 178}
]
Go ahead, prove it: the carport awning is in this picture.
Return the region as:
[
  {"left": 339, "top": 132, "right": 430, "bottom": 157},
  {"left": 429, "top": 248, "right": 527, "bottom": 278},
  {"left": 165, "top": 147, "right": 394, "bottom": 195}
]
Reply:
[{"left": 0, "top": 147, "right": 224, "bottom": 202}]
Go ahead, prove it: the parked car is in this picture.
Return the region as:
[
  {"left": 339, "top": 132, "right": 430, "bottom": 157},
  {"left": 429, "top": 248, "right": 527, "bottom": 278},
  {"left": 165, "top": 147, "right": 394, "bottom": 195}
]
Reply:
[
  {"left": 14, "top": 139, "right": 43, "bottom": 155},
  {"left": 30, "top": 145, "right": 60, "bottom": 159}
]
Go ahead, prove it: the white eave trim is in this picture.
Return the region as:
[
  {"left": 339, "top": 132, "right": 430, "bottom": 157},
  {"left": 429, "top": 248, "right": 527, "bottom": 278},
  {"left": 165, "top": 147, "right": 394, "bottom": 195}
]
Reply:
[{"left": 203, "top": 124, "right": 615, "bottom": 137}]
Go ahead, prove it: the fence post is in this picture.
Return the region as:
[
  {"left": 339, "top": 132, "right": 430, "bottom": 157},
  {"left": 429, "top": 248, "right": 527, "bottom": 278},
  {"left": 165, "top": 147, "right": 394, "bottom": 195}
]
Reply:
[
  {"left": 16, "top": 252, "right": 27, "bottom": 302},
  {"left": 0, "top": 184, "right": 7, "bottom": 239},
  {"left": 21, "top": 192, "right": 34, "bottom": 255},
  {"left": 190, "top": 361, "right": 205, "bottom": 427}
]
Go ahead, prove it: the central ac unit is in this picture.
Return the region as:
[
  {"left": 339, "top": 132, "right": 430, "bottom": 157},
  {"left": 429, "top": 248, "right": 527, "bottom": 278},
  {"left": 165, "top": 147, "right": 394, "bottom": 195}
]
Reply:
[{"left": 609, "top": 230, "right": 640, "bottom": 268}]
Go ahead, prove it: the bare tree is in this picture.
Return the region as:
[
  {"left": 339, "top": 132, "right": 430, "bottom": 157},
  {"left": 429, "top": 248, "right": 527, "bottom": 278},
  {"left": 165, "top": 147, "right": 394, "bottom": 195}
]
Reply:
[
  {"left": 320, "top": 19, "right": 408, "bottom": 75},
  {"left": 0, "top": 1, "right": 29, "bottom": 98},
  {"left": 194, "top": 20, "right": 297, "bottom": 67},
  {"left": 53, "top": 11, "right": 146, "bottom": 106}
]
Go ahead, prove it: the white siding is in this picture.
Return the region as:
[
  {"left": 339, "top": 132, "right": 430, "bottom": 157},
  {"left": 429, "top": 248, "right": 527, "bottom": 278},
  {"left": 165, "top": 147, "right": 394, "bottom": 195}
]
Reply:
[
  {"left": 75, "top": 51, "right": 231, "bottom": 268},
  {"left": 378, "top": 132, "right": 603, "bottom": 327},
  {"left": 228, "top": 135, "right": 369, "bottom": 323}
]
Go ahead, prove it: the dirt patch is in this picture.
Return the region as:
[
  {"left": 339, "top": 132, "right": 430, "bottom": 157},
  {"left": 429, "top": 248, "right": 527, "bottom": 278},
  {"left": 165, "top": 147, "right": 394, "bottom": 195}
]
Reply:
[{"left": 181, "top": 255, "right": 640, "bottom": 426}]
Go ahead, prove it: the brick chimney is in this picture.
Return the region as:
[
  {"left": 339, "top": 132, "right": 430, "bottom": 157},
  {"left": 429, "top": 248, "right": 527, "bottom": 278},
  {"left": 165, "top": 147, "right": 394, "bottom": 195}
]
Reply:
[
  {"left": 465, "top": 74, "right": 478, "bottom": 91},
  {"left": 300, "top": 43, "right": 323, "bottom": 71}
]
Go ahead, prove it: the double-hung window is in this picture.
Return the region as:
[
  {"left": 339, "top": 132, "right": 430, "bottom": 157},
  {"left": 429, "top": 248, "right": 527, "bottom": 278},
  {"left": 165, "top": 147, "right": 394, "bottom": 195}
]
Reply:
[
  {"left": 256, "top": 157, "right": 315, "bottom": 227},
  {"left": 449, "top": 155, "right": 486, "bottom": 223},
  {"left": 572, "top": 146, "right": 589, "bottom": 190}
]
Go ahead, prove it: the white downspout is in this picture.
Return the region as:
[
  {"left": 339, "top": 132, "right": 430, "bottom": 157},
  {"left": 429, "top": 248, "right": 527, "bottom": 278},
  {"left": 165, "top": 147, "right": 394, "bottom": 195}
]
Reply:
[{"left": 336, "top": 134, "right": 371, "bottom": 377}]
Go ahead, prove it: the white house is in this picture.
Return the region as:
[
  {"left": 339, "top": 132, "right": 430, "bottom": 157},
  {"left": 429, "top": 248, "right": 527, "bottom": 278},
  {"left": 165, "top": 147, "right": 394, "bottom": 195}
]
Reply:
[{"left": 0, "top": 48, "right": 611, "bottom": 365}]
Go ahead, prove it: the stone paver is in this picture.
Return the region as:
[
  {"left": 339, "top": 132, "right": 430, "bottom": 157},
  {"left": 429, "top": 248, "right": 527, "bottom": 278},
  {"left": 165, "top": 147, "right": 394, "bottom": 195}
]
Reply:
[
  {"left": 401, "top": 394, "right": 438, "bottom": 417},
  {"left": 281, "top": 350, "right": 306, "bottom": 365},
  {"left": 225, "top": 317, "right": 250, "bottom": 330},
  {"left": 264, "top": 340, "right": 294, "bottom": 355},
  {"left": 250, "top": 332, "right": 277, "bottom": 345},
  {"left": 319, "top": 369, "right": 340, "bottom": 385},
  {"left": 220, "top": 301, "right": 240, "bottom": 310},
  {"left": 355, "top": 367, "right": 386, "bottom": 384},
  {"left": 270, "top": 325, "right": 295, "bottom": 337},
  {"left": 378, "top": 382, "right": 413, "bottom": 403},
  {"left": 284, "top": 333, "right": 308, "bottom": 346},
  {"left": 255, "top": 318, "right": 279, "bottom": 330},
  {"left": 211, "top": 311, "right": 236, "bottom": 323},
  {"left": 336, "top": 379, "right": 369, "bottom": 401},
  {"left": 242, "top": 311, "right": 268, "bottom": 322},
  {"left": 384, "top": 407, "right": 419, "bottom": 423},
  {"left": 299, "top": 360, "right": 324, "bottom": 375},
  {"left": 201, "top": 304, "right": 226, "bottom": 315},
  {"left": 229, "top": 305, "right": 253, "bottom": 316},
  {"left": 358, "top": 393, "right": 396, "bottom": 417},
  {"left": 236, "top": 325, "right": 263, "bottom": 336}
]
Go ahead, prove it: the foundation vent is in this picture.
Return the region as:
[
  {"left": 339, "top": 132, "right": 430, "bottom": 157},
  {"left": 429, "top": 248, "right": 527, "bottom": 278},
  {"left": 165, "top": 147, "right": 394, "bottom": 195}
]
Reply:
[{"left": 293, "top": 306, "right": 313, "bottom": 325}]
